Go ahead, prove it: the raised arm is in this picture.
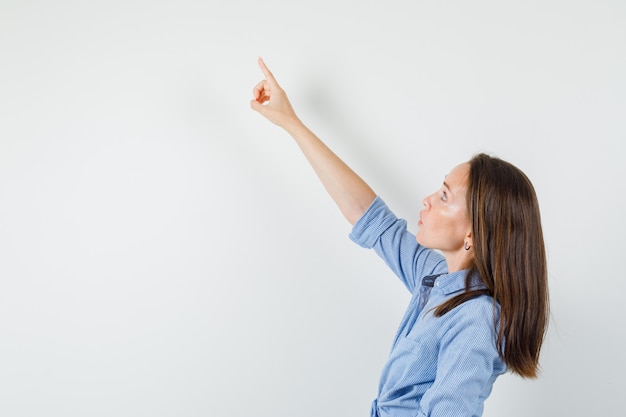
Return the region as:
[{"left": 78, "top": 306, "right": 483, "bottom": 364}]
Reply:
[{"left": 250, "top": 57, "right": 376, "bottom": 225}]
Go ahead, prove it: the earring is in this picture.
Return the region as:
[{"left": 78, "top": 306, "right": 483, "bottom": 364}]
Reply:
[{"left": 464, "top": 241, "right": 471, "bottom": 251}]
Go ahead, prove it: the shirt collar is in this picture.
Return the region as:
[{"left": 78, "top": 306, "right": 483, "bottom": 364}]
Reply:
[{"left": 434, "top": 270, "right": 486, "bottom": 295}]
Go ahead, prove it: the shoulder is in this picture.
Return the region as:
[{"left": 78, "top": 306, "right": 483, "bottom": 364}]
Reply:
[
  {"left": 437, "top": 294, "right": 499, "bottom": 340},
  {"left": 451, "top": 294, "right": 498, "bottom": 321}
]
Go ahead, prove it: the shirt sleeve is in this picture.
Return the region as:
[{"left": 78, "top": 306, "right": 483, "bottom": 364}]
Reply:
[
  {"left": 349, "top": 196, "right": 447, "bottom": 293},
  {"left": 416, "top": 298, "right": 506, "bottom": 417}
]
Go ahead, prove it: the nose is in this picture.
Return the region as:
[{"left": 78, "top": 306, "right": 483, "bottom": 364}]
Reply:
[{"left": 422, "top": 193, "right": 432, "bottom": 209}]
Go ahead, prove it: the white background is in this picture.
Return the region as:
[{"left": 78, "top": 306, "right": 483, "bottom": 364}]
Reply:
[{"left": 1, "top": 1, "right": 624, "bottom": 416}]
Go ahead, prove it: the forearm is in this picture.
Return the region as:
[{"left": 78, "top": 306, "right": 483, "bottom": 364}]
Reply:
[{"left": 285, "top": 119, "right": 376, "bottom": 225}]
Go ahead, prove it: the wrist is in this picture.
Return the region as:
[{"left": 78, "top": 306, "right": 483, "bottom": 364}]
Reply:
[{"left": 283, "top": 116, "right": 306, "bottom": 136}]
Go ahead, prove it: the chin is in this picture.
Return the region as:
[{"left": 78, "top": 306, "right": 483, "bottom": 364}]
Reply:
[{"left": 416, "top": 237, "right": 433, "bottom": 249}]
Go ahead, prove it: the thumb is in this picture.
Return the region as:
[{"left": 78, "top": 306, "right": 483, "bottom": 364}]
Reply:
[
  {"left": 250, "top": 99, "right": 266, "bottom": 114},
  {"left": 250, "top": 99, "right": 284, "bottom": 127}
]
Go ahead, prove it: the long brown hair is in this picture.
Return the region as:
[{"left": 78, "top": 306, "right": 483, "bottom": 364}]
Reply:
[{"left": 434, "top": 153, "right": 549, "bottom": 378}]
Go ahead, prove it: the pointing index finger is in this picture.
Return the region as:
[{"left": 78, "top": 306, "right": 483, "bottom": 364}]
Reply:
[{"left": 258, "top": 57, "right": 278, "bottom": 86}]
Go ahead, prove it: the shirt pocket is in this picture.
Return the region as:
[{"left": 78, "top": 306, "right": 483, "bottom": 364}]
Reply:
[
  {"left": 393, "top": 336, "right": 439, "bottom": 376},
  {"left": 395, "top": 335, "right": 424, "bottom": 355}
]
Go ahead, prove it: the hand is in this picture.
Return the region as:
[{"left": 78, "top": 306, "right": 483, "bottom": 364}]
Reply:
[{"left": 250, "top": 57, "right": 300, "bottom": 129}]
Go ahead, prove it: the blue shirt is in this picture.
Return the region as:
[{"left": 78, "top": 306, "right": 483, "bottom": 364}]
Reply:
[{"left": 349, "top": 197, "right": 507, "bottom": 417}]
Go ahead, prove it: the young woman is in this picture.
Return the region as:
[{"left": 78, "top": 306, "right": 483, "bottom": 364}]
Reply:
[{"left": 250, "top": 57, "right": 549, "bottom": 417}]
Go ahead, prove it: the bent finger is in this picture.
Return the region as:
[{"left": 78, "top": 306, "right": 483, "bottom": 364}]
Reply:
[{"left": 252, "top": 80, "right": 269, "bottom": 99}]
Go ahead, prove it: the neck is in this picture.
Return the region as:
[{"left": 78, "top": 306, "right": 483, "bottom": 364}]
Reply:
[{"left": 443, "top": 250, "right": 472, "bottom": 273}]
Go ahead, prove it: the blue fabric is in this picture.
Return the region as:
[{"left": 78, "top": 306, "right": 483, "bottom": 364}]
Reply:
[{"left": 350, "top": 197, "right": 507, "bottom": 417}]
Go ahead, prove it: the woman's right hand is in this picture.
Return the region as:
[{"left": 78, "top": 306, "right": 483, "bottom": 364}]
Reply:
[{"left": 250, "top": 57, "right": 301, "bottom": 131}]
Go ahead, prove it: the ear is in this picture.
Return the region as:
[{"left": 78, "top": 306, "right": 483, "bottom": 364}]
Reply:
[{"left": 464, "top": 230, "right": 473, "bottom": 251}]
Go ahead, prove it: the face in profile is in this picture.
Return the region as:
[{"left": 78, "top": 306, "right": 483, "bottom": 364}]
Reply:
[{"left": 417, "top": 162, "right": 472, "bottom": 257}]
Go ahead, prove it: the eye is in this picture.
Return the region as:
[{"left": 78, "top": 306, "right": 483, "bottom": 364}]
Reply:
[{"left": 441, "top": 190, "right": 448, "bottom": 202}]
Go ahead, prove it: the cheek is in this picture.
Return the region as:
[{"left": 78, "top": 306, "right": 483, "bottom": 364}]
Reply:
[
  {"left": 450, "top": 212, "right": 470, "bottom": 238},
  {"left": 442, "top": 205, "right": 470, "bottom": 238}
]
